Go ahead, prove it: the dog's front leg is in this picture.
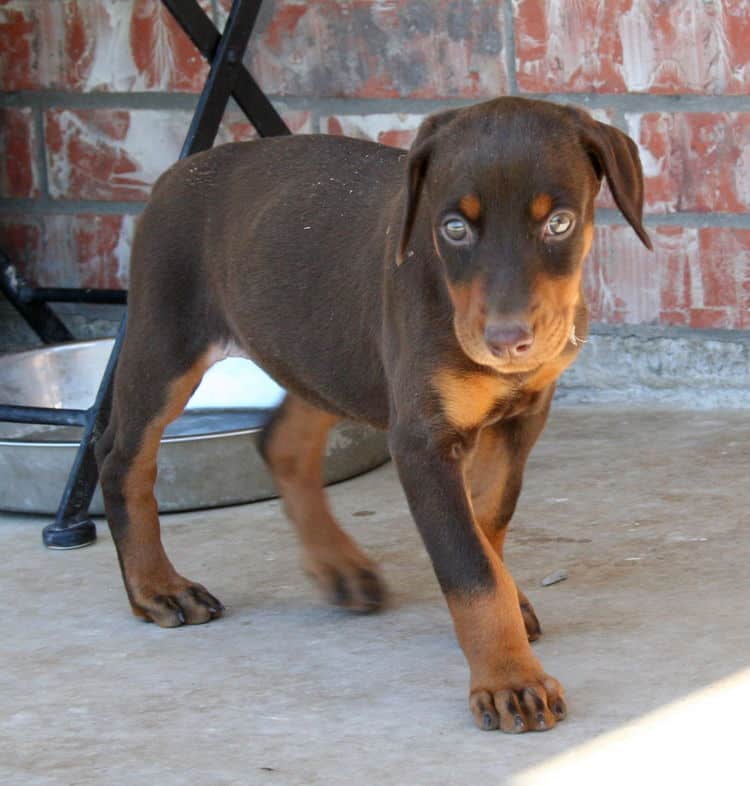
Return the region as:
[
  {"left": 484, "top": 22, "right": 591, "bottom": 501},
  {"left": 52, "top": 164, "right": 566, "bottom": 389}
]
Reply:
[{"left": 389, "top": 421, "right": 566, "bottom": 733}]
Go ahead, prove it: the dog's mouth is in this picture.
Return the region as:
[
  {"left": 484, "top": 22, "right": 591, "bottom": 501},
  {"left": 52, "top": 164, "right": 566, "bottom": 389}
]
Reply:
[{"left": 454, "top": 310, "right": 574, "bottom": 375}]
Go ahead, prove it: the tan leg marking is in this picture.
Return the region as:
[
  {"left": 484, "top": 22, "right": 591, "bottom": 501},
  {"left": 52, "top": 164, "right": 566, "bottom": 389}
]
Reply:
[
  {"left": 120, "top": 350, "right": 223, "bottom": 626},
  {"left": 447, "top": 556, "right": 566, "bottom": 733},
  {"left": 466, "top": 425, "right": 542, "bottom": 642},
  {"left": 264, "top": 395, "right": 386, "bottom": 612}
]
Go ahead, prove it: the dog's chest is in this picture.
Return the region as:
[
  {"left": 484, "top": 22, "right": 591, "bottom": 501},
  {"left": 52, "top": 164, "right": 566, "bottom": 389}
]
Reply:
[
  {"left": 434, "top": 351, "right": 578, "bottom": 431},
  {"left": 434, "top": 370, "right": 516, "bottom": 431}
]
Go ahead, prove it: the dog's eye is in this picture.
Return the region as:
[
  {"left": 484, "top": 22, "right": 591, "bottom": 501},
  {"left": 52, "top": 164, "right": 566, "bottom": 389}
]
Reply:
[
  {"left": 442, "top": 217, "right": 469, "bottom": 243},
  {"left": 544, "top": 211, "right": 575, "bottom": 239}
]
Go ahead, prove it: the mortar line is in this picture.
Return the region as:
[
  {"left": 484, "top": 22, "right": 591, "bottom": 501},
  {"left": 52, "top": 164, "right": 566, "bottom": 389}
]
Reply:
[
  {"left": 597, "top": 209, "right": 750, "bottom": 229},
  {"left": 587, "top": 321, "right": 750, "bottom": 344},
  {"left": 2, "top": 198, "right": 750, "bottom": 231},
  {"left": 0, "top": 199, "right": 146, "bottom": 216},
  {"left": 310, "top": 108, "right": 321, "bottom": 134},
  {"left": 610, "top": 107, "right": 628, "bottom": 133},
  {"left": 4, "top": 91, "right": 750, "bottom": 115},
  {"left": 503, "top": 0, "right": 518, "bottom": 95}
]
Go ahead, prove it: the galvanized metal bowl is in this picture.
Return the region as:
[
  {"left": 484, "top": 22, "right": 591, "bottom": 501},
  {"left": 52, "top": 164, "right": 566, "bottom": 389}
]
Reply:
[{"left": 0, "top": 340, "right": 390, "bottom": 514}]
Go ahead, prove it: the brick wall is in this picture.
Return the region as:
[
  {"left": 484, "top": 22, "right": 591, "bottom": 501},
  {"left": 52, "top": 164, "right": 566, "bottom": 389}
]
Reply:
[{"left": 1, "top": 0, "right": 749, "bottom": 330}]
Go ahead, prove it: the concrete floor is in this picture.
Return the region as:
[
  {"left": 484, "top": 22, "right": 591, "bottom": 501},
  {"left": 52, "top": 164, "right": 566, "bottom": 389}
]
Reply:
[{"left": 2, "top": 406, "right": 749, "bottom": 785}]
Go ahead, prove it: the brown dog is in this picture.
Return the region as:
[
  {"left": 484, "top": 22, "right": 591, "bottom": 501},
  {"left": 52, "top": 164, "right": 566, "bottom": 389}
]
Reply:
[{"left": 96, "top": 97, "right": 651, "bottom": 733}]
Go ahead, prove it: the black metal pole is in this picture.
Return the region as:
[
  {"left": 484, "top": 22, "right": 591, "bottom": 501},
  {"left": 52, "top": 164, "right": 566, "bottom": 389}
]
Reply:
[
  {"left": 180, "top": 0, "right": 265, "bottom": 157},
  {"left": 1, "top": 254, "right": 75, "bottom": 344},
  {"left": 17, "top": 287, "right": 127, "bottom": 305},
  {"left": 41, "top": 316, "right": 125, "bottom": 548},
  {"left": 0, "top": 406, "right": 88, "bottom": 427},
  {"left": 163, "top": 0, "right": 290, "bottom": 139}
]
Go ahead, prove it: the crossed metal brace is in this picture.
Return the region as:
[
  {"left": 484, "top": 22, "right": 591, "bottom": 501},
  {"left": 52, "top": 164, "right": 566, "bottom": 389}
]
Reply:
[{"left": 0, "top": 0, "right": 290, "bottom": 548}]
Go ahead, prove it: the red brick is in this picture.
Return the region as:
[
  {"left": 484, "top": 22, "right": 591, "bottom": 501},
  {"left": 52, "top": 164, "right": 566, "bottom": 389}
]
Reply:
[
  {"left": 127, "top": 0, "right": 212, "bottom": 92},
  {"left": 700, "top": 228, "right": 750, "bottom": 329},
  {"left": 73, "top": 214, "right": 135, "bottom": 288},
  {"left": 0, "top": 213, "right": 133, "bottom": 288},
  {"left": 228, "top": 0, "right": 508, "bottom": 99},
  {"left": 0, "top": 217, "right": 43, "bottom": 278},
  {"left": 7, "top": 0, "right": 213, "bottom": 92},
  {"left": 0, "top": 2, "right": 40, "bottom": 90},
  {"left": 0, "top": 108, "right": 40, "bottom": 199},
  {"left": 222, "top": 109, "right": 312, "bottom": 142},
  {"left": 515, "top": 0, "right": 750, "bottom": 94},
  {"left": 687, "top": 308, "right": 734, "bottom": 330},
  {"left": 658, "top": 310, "right": 688, "bottom": 327},
  {"left": 324, "top": 113, "right": 425, "bottom": 148},
  {"left": 585, "top": 225, "right": 750, "bottom": 329},
  {"left": 585, "top": 224, "right": 700, "bottom": 326},
  {"left": 626, "top": 113, "right": 750, "bottom": 214},
  {"left": 43, "top": 107, "right": 315, "bottom": 200},
  {"left": 44, "top": 108, "right": 191, "bottom": 201}
]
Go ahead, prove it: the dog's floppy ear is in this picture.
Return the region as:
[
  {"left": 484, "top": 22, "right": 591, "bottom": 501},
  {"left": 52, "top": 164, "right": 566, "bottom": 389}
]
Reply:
[
  {"left": 396, "top": 110, "right": 455, "bottom": 266},
  {"left": 573, "top": 111, "right": 653, "bottom": 251}
]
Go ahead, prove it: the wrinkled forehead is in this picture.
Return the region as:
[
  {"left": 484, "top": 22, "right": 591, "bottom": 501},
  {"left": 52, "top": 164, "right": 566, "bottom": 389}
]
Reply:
[{"left": 428, "top": 113, "right": 596, "bottom": 210}]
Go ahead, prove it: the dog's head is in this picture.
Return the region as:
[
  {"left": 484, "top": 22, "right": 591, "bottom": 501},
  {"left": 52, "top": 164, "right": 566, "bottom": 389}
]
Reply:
[{"left": 397, "top": 97, "right": 652, "bottom": 373}]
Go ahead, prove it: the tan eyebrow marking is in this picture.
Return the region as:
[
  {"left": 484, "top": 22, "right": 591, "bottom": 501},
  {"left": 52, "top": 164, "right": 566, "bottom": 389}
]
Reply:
[
  {"left": 530, "top": 193, "right": 553, "bottom": 221},
  {"left": 459, "top": 194, "right": 481, "bottom": 222}
]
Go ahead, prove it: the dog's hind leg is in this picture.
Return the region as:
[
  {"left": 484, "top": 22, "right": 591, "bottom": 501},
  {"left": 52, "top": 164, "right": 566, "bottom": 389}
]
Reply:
[
  {"left": 96, "top": 336, "right": 224, "bottom": 627},
  {"left": 466, "top": 392, "right": 553, "bottom": 642},
  {"left": 259, "top": 394, "right": 386, "bottom": 613}
]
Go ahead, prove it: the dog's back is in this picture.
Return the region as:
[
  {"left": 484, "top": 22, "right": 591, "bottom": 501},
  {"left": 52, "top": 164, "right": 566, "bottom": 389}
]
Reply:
[{"left": 129, "top": 135, "right": 405, "bottom": 422}]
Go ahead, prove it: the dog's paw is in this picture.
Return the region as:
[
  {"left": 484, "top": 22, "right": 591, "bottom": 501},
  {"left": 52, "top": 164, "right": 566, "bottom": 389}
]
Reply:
[
  {"left": 130, "top": 578, "right": 224, "bottom": 627},
  {"left": 329, "top": 565, "right": 386, "bottom": 613},
  {"left": 469, "top": 675, "right": 566, "bottom": 733},
  {"left": 305, "top": 548, "right": 386, "bottom": 614},
  {"left": 517, "top": 588, "right": 542, "bottom": 642}
]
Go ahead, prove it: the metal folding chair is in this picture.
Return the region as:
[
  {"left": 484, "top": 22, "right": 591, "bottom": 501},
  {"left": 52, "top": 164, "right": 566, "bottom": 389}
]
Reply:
[{"left": 0, "top": 0, "right": 289, "bottom": 548}]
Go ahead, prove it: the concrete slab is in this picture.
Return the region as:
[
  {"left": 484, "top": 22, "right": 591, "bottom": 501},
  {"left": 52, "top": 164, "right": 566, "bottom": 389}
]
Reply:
[{"left": 2, "top": 406, "right": 749, "bottom": 785}]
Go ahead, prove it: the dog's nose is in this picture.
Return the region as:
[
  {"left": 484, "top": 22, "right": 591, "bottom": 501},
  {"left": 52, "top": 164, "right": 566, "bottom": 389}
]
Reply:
[{"left": 484, "top": 321, "right": 534, "bottom": 357}]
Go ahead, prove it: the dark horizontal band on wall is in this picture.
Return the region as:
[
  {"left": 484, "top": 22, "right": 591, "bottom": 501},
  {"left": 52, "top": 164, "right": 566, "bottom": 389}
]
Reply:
[
  {"left": 0, "top": 199, "right": 146, "bottom": 216},
  {"left": 598, "top": 209, "right": 750, "bottom": 230},
  {"left": 589, "top": 321, "right": 750, "bottom": 345},
  {"left": 3, "top": 200, "right": 750, "bottom": 230},
  {"left": 3, "top": 91, "right": 750, "bottom": 115}
]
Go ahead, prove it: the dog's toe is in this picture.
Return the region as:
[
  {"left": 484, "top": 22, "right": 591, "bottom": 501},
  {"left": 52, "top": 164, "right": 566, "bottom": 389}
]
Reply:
[
  {"left": 517, "top": 589, "right": 542, "bottom": 641},
  {"left": 131, "top": 579, "right": 224, "bottom": 627},
  {"left": 304, "top": 538, "right": 387, "bottom": 614},
  {"left": 326, "top": 565, "right": 386, "bottom": 613},
  {"left": 470, "top": 676, "right": 566, "bottom": 733}
]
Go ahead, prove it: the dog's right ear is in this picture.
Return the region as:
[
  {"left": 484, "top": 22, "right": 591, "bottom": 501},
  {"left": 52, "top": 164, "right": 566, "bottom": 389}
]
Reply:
[{"left": 396, "top": 111, "right": 454, "bottom": 266}]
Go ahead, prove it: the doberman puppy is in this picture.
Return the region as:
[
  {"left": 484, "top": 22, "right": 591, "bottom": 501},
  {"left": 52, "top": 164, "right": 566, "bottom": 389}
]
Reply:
[{"left": 96, "top": 97, "right": 651, "bottom": 733}]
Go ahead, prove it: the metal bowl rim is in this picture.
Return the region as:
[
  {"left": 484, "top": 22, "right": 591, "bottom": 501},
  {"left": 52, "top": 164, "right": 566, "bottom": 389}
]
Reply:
[
  {"left": 0, "top": 337, "right": 107, "bottom": 365},
  {"left": 0, "top": 339, "right": 277, "bottom": 447},
  {"left": 0, "top": 426, "right": 264, "bottom": 449}
]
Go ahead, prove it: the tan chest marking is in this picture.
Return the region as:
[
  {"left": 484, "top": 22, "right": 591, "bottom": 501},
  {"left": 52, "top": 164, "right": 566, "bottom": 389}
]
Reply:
[
  {"left": 434, "top": 369, "right": 513, "bottom": 430},
  {"left": 524, "top": 351, "right": 577, "bottom": 393}
]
